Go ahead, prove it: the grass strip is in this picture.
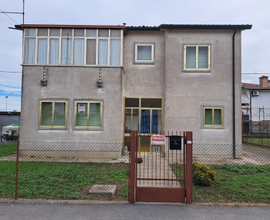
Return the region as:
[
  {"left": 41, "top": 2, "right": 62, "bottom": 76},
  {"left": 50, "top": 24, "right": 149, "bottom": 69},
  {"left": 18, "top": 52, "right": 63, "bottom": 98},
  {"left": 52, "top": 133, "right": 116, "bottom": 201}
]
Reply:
[
  {"left": 0, "top": 161, "right": 129, "bottom": 200},
  {"left": 244, "top": 138, "right": 270, "bottom": 145},
  {"left": 172, "top": 163, "right": 270, "bottom": 203},
  {"left": 0, "top": 142, "right": 17, "bottom": 157}
]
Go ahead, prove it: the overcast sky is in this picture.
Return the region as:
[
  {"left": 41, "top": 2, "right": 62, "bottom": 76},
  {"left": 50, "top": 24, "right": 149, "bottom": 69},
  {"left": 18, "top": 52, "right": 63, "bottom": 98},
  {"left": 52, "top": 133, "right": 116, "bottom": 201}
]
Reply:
[{"left": 0, "top": 0, "right": 270, "bottom": 111}]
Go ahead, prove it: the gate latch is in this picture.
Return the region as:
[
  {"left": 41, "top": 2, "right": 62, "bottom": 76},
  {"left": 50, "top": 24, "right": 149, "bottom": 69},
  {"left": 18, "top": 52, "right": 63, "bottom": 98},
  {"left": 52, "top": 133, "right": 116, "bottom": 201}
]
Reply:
[{"left": 136, "top": 158, "right": 143, "bottom": 164}]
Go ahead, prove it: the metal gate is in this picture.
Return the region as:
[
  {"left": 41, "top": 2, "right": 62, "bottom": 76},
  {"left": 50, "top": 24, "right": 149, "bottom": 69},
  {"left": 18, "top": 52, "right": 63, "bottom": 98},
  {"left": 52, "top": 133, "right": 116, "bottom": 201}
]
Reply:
[{"left": 129, "top": 131, "right": 193, "bottom": 204}]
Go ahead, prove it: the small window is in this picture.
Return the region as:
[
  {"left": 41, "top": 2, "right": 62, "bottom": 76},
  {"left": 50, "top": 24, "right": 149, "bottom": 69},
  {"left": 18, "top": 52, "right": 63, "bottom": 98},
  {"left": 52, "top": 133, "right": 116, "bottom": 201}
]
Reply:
[
  {"left": 184, "top": 45, "right": 210, "bottom": 71},
  {"left": 50, "top": 29, "right": 60, "bottom": 36},
  {"left": 75, "top": 101, "right": 102, "bottom": 128},
  {"left": 134, "top": 43, "right": 154, "bottom": 63},
  {"left": 37, "top": 38, "right": 48, "bottom": 64},
  {"left": 24, "top": 38, "right": 36, "bottom": 64},
  {"left": 74, "top": 29, "right": 84, "bottom": 37},
  {"left": 39, "top": 101, "right": 67, "bottom": 128},
  {"left": 86, "top": 29, "right": 97, "bottom": 37},
  {"left": 203, "top": 107, "right": 223, "bottom": 127},
  {"left": 25, "top": 28, "right": 36, "bottom": 36},
  {"left": 37, "top": 28, "right": 48, "bottom": 36},
  {"left": 62, "top": 29, "right": 72, "bottom": 36}
]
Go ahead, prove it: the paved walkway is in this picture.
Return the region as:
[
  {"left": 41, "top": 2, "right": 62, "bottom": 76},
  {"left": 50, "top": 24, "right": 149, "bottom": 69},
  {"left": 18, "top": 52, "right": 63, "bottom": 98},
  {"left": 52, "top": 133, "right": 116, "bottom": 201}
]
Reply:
[{"left": 136, "top": 153, "right": 181, "bottom": 187}]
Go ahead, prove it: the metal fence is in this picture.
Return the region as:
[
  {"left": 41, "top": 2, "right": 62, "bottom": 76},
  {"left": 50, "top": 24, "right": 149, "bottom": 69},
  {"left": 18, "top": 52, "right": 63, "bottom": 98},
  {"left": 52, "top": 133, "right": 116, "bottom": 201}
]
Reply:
[
  {"left": 0, "top": 137, "right": 269, "bottom": 204},
  {"left": 0, "top": 137, "right": 129, "bottom": 202}
]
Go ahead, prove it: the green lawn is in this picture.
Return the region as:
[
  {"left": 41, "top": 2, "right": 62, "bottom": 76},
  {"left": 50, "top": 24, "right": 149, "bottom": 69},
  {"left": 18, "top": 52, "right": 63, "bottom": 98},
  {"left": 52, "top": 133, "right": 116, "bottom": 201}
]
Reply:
[
  {"left": 194, "top": 164, "right": 270, "bottom": 203},
  {"left": 0, "top": 161, "right": 129, "bottom": 200},
  {"left": 0, "top": 142, "right": 17, "bottom": 157},
  {"left": 244, "top": 137, "right": 270, "bottom": 145},
  {"left": 172, "top": 163, "right": 270, "bottom": 203}
]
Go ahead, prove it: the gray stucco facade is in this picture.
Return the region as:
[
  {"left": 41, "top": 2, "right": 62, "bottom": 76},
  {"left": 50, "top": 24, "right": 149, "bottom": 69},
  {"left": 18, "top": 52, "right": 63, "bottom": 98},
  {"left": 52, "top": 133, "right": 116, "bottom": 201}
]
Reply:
[{"left": 18, "top": 24, "right": 252, "bottom": 156}]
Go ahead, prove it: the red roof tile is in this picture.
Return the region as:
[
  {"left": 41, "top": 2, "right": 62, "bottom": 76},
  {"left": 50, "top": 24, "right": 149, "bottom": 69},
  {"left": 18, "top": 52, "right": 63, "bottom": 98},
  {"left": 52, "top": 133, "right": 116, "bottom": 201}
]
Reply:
[{"left": 242, "top": 83, "right": 270, "bottom": 90}]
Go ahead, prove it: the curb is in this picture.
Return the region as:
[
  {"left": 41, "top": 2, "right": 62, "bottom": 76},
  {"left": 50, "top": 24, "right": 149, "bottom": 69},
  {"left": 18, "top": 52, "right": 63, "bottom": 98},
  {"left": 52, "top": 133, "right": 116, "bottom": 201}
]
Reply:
[
  {"left": 0, "top": 198, "right": 129, "bottom": 205},
  {"left": 0, "top": 199, "right": 269, "bottom": 207},
  {"left": 192, "top": 202, "right": 270, "bottom": 207}
]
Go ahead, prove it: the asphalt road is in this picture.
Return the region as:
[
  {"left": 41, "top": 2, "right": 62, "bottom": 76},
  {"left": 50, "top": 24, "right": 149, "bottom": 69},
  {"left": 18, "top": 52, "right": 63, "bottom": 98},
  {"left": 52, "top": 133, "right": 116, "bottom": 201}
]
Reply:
[{"left": 0, "top": 202, "right": 269, "bottom": 220}]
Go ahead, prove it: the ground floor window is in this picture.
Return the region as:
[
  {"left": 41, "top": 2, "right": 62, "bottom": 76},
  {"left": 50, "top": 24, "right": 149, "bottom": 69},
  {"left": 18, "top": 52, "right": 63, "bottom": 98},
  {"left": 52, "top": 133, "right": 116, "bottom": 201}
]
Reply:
[
  {"left": 203, "top": 107, "right": 223, "bottom": 127},
  {"left": 39, "top": 100, "right": 67, "bottom": 127},
  {"left": 74, "top": 101, "right": 102, "bottom": 128}
]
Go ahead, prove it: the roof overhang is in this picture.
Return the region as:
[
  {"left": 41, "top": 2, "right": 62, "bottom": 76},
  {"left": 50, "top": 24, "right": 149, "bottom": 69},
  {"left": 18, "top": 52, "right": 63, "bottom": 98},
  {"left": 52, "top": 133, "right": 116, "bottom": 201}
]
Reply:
[
  {"left": 160, "top": 24, "right": 252, "bottom": 30},
  {"left": 15, "top": 24, "right": 125, "bottom": 30},
  {"left": 126, "top": 24, "right": 252, "bottom": 31}
]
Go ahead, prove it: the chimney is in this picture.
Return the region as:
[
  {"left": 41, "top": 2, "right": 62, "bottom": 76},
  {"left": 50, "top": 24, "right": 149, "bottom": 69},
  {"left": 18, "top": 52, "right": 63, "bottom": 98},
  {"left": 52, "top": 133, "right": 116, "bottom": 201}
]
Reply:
[{"left": 259, "top": 75, "right": 270, "bottom": 88}]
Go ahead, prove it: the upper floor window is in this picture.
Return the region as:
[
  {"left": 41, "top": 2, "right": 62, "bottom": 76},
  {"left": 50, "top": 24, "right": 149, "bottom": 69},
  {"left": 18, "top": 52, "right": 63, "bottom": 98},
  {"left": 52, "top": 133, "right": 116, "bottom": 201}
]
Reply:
[
  {"left": 24, "top": 28, "right": 123, "bottom": 66},
  {"left": 134, "top": 43, "right": 155, "bottom": 64},
  {"left": 184, "top": 45, "right": 210, "bottom": 71}
]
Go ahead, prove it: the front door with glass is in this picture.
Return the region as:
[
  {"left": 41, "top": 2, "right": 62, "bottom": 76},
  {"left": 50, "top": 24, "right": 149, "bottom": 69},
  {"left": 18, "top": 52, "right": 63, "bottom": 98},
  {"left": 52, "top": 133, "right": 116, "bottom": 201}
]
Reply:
[{"left": 124, "top": 97, "right": 163, "bottom": 152}]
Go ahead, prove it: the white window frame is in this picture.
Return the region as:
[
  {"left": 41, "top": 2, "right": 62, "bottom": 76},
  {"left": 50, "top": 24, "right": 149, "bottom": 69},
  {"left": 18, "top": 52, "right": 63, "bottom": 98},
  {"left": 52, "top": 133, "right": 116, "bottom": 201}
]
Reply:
[
  {"left": 134, "top": 43, "right": 155, "bottom": 64},
  {"left": 23, "top": 28, "right": 123, "bottom": 67},
  {"left": 184, "top": 45, "right": 210, "bottom": 71}
]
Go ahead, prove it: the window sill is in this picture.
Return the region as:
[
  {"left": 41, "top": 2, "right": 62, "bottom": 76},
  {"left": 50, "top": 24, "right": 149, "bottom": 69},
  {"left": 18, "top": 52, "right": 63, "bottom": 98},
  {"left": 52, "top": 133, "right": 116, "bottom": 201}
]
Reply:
[
  {"left": 38, "top": 127, "right": 68, "bottom": 130},
  {"left": 183, "top": 70, "right": 211, "bottom": 73},
  {"left": 74, "top": 128, "right": 103, "bottom": 131},
  {"left": 22, "top": 64, "right": 123, "bottom": 68},
  {"left": 201, "top": 126, "right": 224, "bottom": 130},
  {"left": 133, "top": 61, "right": 155, "bottom": 65}
]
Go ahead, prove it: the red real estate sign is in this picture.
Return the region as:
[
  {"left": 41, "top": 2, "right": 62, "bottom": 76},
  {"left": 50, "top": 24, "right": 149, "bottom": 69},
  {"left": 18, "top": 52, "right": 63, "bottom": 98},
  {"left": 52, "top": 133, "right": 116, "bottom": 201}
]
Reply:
[{"left": 151, "top": 135, "right": 166, "bottom": 145}]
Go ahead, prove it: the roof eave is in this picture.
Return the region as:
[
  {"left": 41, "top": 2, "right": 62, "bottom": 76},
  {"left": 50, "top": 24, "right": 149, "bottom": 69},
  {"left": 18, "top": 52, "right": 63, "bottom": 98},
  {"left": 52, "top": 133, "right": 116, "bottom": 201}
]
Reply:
[
  {"left": 16, "top": 24, "right": 125, "bottom": 30},
  {"left": 160, "top": 24, "right": 252, "bottom": 30}
]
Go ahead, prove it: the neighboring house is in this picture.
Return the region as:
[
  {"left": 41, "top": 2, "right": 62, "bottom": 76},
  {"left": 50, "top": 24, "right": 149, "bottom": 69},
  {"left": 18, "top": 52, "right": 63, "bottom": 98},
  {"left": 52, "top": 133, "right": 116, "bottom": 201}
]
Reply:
[
  {"left": 0, "top": 111, "right": 20, "bottom": 131},
  {"left": 16, "top": 23, "right": 252, "bottom": 157},
  {"left": 242, "top": 75, "right": 270, "bottom": 133}
]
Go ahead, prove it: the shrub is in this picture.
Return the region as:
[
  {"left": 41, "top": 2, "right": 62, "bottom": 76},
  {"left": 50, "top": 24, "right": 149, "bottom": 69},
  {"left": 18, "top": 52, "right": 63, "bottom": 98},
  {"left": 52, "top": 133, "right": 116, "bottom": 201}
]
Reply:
[{"left": 192, "top": 162, "right": 216, "bottom": 186}]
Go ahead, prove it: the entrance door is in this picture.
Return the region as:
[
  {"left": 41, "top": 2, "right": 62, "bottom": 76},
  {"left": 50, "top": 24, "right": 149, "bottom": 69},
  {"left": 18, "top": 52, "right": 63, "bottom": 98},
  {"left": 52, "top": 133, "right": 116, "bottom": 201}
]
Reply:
[
  {"left": 140, "top": 109, "right": 162, "bottom": 152},
  {"left": 124, "top": 98, "right": 163, "bottom": 152}
]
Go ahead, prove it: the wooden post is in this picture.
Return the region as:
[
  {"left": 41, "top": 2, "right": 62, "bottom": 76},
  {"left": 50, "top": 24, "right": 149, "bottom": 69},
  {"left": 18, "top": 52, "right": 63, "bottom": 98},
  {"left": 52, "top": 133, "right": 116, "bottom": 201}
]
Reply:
[
  {"left": 129, "top": 130, "right": 137, "bottom": 204},
  {"left": 185, "top": 131, "right": 193, "bottom": 204}
]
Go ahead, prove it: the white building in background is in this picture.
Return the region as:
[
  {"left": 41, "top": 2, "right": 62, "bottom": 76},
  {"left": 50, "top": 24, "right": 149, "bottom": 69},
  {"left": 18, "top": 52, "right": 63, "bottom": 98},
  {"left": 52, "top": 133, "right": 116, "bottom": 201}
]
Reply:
[{"left": 242, "top": 75, "right": 270, "bottom": 133}]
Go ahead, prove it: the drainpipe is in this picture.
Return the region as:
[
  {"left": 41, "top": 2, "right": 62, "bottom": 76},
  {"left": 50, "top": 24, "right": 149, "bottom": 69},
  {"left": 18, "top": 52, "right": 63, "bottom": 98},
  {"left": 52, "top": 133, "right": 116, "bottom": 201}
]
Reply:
[{"left": 232, "top": 29, "right": 237, "bottom": 159}]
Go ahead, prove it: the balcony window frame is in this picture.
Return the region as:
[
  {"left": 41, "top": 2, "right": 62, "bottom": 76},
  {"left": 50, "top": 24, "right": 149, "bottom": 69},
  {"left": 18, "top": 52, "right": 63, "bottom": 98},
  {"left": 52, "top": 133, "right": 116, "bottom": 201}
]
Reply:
[{"left": 23, "top": 28, "right": 123, "bottom": 67}]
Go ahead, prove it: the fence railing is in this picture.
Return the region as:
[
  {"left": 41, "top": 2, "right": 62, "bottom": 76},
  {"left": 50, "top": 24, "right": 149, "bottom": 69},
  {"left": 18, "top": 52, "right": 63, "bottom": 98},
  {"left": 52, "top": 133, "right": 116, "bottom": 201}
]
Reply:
[{"left": 0, "top": 137, "right": 269, "bottom": 203}]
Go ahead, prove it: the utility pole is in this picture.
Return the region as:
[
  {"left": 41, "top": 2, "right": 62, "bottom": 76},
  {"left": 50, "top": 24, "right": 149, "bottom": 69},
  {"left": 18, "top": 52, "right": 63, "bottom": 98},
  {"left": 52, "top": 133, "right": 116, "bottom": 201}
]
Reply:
[
  {"left": 1, "top": 0, "right": 25, "bottom": 24},
  {"left": 5, "top": 96, "right": 8, "bottom": 111}
]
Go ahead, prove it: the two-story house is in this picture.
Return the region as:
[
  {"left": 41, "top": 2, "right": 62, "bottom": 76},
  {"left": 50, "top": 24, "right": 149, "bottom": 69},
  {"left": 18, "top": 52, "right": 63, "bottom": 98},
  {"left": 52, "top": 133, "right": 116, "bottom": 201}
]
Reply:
[{"left": 16, "top": 23, "right": 252, "bottom": 157}]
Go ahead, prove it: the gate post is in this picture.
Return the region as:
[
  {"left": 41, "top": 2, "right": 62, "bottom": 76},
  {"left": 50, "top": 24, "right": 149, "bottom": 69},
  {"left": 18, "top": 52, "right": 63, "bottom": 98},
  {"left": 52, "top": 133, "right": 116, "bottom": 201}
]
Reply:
[
  {"left": 186, "top": 131, "right": 193, "bottom": 204},
  {"left": 129, "top": 130, "right": 137, "bottom": 204}
]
